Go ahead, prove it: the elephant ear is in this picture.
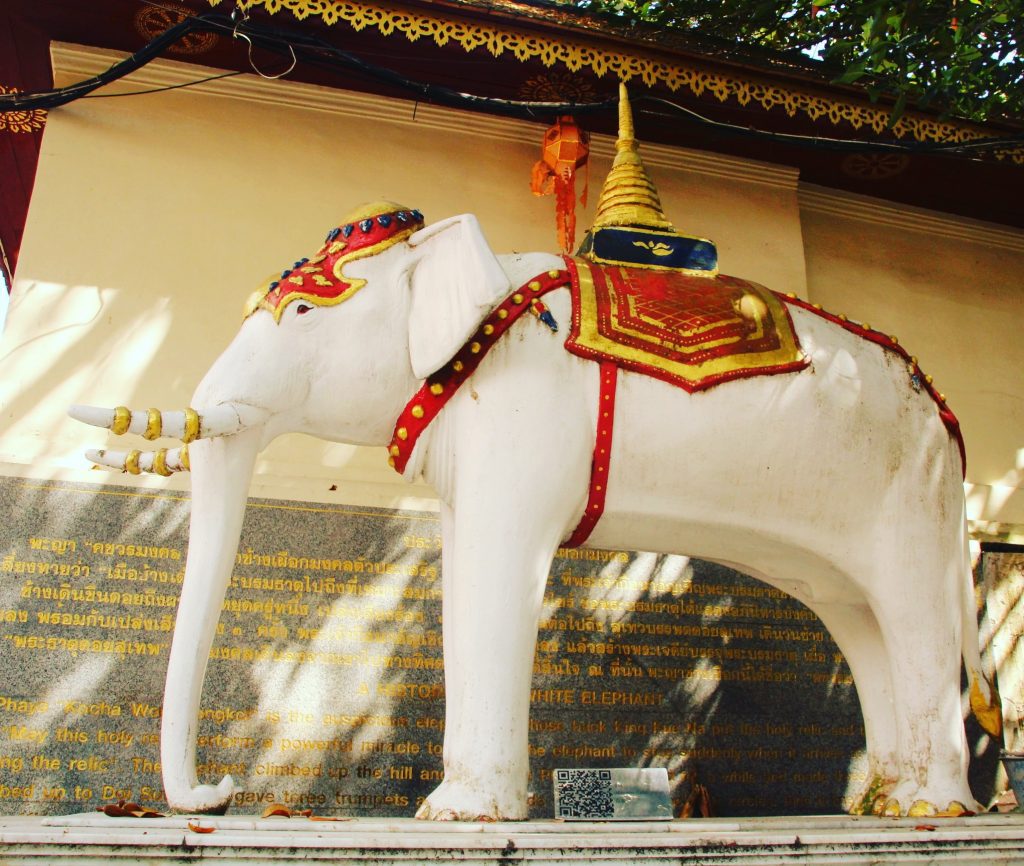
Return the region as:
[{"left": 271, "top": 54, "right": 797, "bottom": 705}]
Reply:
[{"left": 407, "top": 214, "right": 511, "bottom": 380}]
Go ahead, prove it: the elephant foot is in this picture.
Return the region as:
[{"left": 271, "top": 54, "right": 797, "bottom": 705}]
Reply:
[
  {"left": 166, "top": 775, "right": 236, "bottom": 815},
  {"left": 848, "top": 774, "right": 894, "bottom": 816},
  {"left": 875, "top": 797, "right": 972, "bottom": 818},
  {"left": 416, "top": 779, "right": 527, "bottom": 822},
  {"left": 871, "top": 780, "right": 977, "bottom": 817}
]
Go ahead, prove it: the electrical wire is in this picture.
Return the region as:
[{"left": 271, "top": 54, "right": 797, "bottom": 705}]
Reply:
[
  {"left": 643, "top": 97, "right": 1024, "bottom": 154},
  {"left": 0, "top": 14, "right": 225, "bottom": 111},
  {"left": 82, "top": 69, "right": 246, "bottom": 98},
  {"left": 1, "top": 10, "right": 1021, "bottom": 159}
]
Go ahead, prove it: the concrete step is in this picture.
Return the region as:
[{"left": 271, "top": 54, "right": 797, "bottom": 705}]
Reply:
[{"left": 0, "top": 812, "right": 1022, "bottom": 864}]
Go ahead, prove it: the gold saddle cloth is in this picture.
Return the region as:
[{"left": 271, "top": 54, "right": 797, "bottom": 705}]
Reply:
[{"left": 564, "top": 258, "right": 807, "bottom": 392}]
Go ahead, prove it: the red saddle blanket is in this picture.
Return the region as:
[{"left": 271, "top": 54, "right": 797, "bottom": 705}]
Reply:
[{"left": 564, "top": 258, "right": 808, "bottom": 392}]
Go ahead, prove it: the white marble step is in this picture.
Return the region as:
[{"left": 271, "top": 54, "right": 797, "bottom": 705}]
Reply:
[{"left": 0, "top": 813, "right": 1019, "bottom": 864}]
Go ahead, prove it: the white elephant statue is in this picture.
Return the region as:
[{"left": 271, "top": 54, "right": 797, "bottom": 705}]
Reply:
[{"left": 70, "top": 90, "right": 1000, "bottom": 821}]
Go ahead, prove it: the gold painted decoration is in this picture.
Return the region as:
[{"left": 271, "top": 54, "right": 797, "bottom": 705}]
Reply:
[
  {"left": 565, "top": 258, "right": 807, "bottom": 393},
  {"left": 591, "top": 84, "right": 672, "bottom": 232},
  {"left": 841, "top": 152, "right": 911, "bottom": 180},
  {"left": 0, "top": 84, "right": 46, "bottom": 133},
  {"left": 135, "top": 3, "right": 219, "bottom": 54},
  {"left": 111, "top": 407, "right": 132, "bottom": 436},
  {"left": 246, "top": 202, "right": 424, "bottom": 321},
  {"left": 182, "top": 409, "right": 200, "bottom": 444},
  {"left": 569, "top": 85, "right": 796, "bottom": 393},
  {"left": 207, "top": 0, "right": 1017, "bottom": 159},
  {"left": 143, "top": 408, "right": 163, "bottom": 441},
  {"left": 517, "top": 72, "right": 597, "bottom": 104},
  {"left": 152, "top": 449, "right": 172, "bottom": 477},
  {"left": 578, "top": 84, "right": 717, "bottom": 274}
]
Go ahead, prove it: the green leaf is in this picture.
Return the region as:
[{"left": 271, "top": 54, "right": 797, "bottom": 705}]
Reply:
[
  {"left": 887, "top": 90, "right": 909, "bottom": 126},
  {"left": 835, "top": 59, "right": 869, "bottom": 83},
  {"left": 570, "top": 0, "right": 1024, "bottom": 122}
]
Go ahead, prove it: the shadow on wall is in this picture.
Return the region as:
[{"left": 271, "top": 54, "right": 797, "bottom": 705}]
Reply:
[{"left": 0, "top": 476, "right": 1002, "bottom": 817}]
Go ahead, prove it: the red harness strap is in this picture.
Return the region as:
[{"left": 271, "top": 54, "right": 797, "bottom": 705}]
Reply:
[
  {"left": 780, "top": 293, "right": 966, "bottom": 476},
  {"left": 388, "top": 269, "right": 571, "bottom": 475},
  {"left": 563, "top": 361, "right": 617, "bottom": 548},
  {"left": 387, "top": 267, "right": 615, "bottom": 549}
]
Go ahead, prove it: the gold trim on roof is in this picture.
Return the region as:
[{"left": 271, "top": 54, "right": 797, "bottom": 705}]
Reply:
[
  {"left": 0, "top": 85, "right": 47, "bottom": 133},
  {"left": 212, "top": 0, "right": 1018, "bottom": 159}
]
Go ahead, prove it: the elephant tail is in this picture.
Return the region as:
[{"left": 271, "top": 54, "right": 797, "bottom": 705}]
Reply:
[{"left": 960, "top": 510, "right": 1003, "bottom": 739}]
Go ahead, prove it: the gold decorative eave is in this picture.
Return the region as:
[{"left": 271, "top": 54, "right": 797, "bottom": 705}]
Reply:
[
  {"left": 0, "top": 84, "right": 47, "bottom": 133},
  {"left": 211, "top": 0, "right": 1019, "bottom": 160}
]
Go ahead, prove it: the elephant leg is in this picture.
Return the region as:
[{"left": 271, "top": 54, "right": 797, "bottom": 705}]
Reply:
[
  {"left": 415, "top": 419, "right": 590, "bottom": 822},
  {"left": 869, "top": 562, "right": 976, "bottom": 816},
  {"left": 412, "top": 354, "right": 593, "bottom": 821},
  {"left": 416, "top": 504, "right": 569, "bottom": 820},
  {"left": 808, "top": 600, "right": 900, "bottom": 813}
]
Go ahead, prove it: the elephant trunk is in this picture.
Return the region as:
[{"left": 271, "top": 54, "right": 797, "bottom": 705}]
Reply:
[{"left": 160, "top": 427, "right": 261, "bottom": 814}]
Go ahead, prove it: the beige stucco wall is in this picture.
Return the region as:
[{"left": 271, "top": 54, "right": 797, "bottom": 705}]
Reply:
[{"left": 1, "top": 43, "right": 1021, "bottom": 538}]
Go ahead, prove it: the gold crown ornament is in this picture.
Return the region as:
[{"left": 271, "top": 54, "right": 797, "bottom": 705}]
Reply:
[{"left": 578, "top": 84, "right": 718, "bottom": 275}]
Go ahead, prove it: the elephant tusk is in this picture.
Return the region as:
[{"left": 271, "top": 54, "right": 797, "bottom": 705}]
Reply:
[
  {"left": 86, "top": 446, "right": 191, "bottom": 476},
  {"left": 69, "top": 403, "right": 266, "bottom": 443}
]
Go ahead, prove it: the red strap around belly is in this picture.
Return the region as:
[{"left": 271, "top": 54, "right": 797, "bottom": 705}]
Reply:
[
  {"left": 563, "top": 360, "right": 617, "bottom": 548},
  {"left": 387, "top": 267, "right": 617, "bottom": 549}
]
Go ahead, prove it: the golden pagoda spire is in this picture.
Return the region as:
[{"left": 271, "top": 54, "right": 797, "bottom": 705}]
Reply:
[{"left": 591, "top": 83, "right": 674, "bottom": 231}]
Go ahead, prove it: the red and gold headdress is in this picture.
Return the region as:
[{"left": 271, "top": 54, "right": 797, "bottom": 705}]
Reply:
[{"left": 244, "top": 201, "right": 425, "bottom": 321}]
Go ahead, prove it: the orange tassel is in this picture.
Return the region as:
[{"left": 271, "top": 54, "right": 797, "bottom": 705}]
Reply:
[{"left": 530, "top": 116, "right": 590, "bottom": 253}]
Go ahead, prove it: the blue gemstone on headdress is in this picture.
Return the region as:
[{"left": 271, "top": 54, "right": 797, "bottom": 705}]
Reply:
[
  {"left": 342, "top": 224, "right": 354, "bottom": 238},
  {"left": 396, "top": 211, "right": 408, "bottom": 223},
  {"left": 412, "top": 210, "right": 423, "bottom": 221},
  {"left": 359, "top": 219, "right": 373, "bottom": 233},
  {"left": 294, "top": 261, "right": 303, "bottom": 269},
  {"left": 326, "top": 227, "right": 341, "bottom": 243},
  {"left": 378, "top": 214, "right": 393, "bottom": 228},
  {"left": 270, "top": 281, "right": 279, "bottom": 289},
  {"left": 281, "top": 270, "right": 291, "bottom": 279}
]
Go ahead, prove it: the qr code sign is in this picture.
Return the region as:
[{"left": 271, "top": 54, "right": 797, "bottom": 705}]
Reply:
[{"left": 554, "top": 769, "right": 614, "bottom": 819}]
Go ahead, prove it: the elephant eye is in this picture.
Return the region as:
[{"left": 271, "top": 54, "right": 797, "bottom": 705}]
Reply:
[{"left": 295, "top": 304, "right": 313, "bottom": 316}]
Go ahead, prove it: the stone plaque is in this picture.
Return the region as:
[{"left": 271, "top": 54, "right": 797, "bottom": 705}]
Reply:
[{"left": 0, "top": 475, "right": 873, "bottom": 817}]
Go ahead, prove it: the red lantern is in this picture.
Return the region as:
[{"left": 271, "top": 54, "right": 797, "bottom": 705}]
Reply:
[{"left": 530, "top": 116, "right": 590, "bottom": 254}]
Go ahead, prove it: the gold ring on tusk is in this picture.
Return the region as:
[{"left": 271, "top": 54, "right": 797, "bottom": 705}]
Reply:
[
  {"left": 125, "top": 449, "right": 142, "bottom": 475},
  {"left": 182, "top": 408, "right": 200, "bottom": 443},
  {"left": 153, "top": 449, "right": 172, "bottom": 477},
  {"left": 112, "top": 406, "right": 132, "bottom": 436},
  {"left": 144, "top": 408, "right": 163, "bottom": 441},
  {"left": 179, "top": 444, "right": 190, "bottom": 471}
]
